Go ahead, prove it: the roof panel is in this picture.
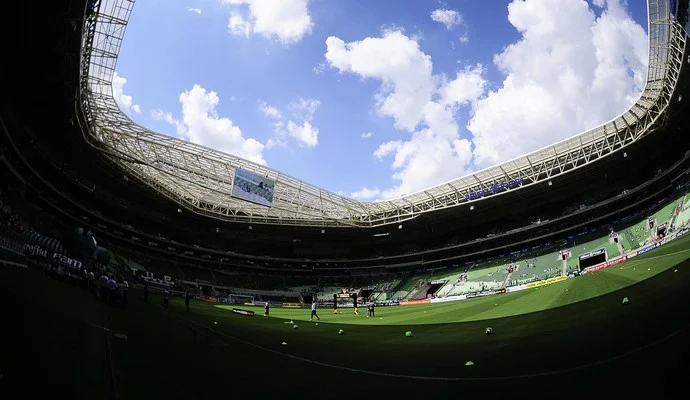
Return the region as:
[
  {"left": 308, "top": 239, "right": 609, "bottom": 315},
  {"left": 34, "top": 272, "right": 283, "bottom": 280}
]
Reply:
[{"left": 81, "top": 0, "right": 684, "bottom": 226}]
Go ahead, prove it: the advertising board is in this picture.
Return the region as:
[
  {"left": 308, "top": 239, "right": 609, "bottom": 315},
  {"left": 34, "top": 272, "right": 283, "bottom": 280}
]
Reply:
[{"left": 231, "top": 308, "right": 255, "bottom": 316}]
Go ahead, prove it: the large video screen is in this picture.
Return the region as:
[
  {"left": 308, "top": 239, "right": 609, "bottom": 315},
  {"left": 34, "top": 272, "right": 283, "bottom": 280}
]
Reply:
[
  {"left": 231, "top": 168, "right": 275, "bottom": 207},
  {"left": 578, "top": 248, "right": 607, "bottom": 271}
]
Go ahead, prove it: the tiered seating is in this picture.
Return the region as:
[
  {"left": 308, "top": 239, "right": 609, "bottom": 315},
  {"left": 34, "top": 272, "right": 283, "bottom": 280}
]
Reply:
[
  {"left": 184, "top": 267, "right": 215, "bottom": 283},
  {"left": 627, "top": 220, "right": 650, "bottom": 247},
  {"left": 675, "top": 206, "right": 690, "bottom": 228},
  {"left": 568, "top": 237, "right": 619, "bottom": 268},
  {"left": 316, "top": 287, "right": 342, "bottom": 301},
  {"left": 249, "top": 275, "right": 283, "bottom": 291},
  {"left": 655, "top": 194, "right": 685, "bottom": 223},
  {"left": 214, "top": 272, "right": 252, "bottom": 288}
]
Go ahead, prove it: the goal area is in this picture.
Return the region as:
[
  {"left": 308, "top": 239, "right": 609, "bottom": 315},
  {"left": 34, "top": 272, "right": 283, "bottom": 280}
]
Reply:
[{"left": 227, "top": 294, "right": 255, "bottom": 305}]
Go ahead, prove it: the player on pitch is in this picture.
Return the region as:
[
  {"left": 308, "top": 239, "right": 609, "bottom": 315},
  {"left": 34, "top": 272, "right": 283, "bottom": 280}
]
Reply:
[{"left": 310, "top": 301, "right": 320, "bottom": 321}]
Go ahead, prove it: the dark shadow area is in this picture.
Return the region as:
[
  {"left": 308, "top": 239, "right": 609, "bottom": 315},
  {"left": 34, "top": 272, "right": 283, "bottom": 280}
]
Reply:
[{"left": 1, "top": 257, "right": 689, "bottom": 398}]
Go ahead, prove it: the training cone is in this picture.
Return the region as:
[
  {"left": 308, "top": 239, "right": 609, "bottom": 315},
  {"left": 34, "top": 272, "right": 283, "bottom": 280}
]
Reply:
[
  {"left": 405, "top": 331, "right": 412, "bottom": 337},
  {"left": 465, "top": 361, "right": 474, "bottom": 366},
  {"left": 622, "top": 297, "right": 630, "bottom": 305}
]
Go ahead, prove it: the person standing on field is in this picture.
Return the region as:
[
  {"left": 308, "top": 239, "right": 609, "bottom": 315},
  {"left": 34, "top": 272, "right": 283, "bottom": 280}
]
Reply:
[
  {"left": 310, "top": 301, "right": 320, "bottom": 321},
  {"left": 163, "top": 288, "right": 170, "bottom": 308}
]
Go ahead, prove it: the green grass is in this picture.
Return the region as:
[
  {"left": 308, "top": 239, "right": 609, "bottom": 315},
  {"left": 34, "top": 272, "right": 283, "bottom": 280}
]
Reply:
[
  {"left": 1, "top": 234, "right": 690, "bottom": 397},
  {"left": 219, "top": 236, "right": 690, "bottom": 325}
]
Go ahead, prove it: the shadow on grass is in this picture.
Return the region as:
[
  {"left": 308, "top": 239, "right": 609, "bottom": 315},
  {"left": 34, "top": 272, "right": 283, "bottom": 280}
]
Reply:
[{"left": 1, "top": 259, "right": 689, "bottom": 398}]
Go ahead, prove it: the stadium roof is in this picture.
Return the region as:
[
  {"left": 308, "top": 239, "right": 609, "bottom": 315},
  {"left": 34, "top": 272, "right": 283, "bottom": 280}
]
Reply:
[{"left": 77, "top": 0, "right": 687, "bottom": 228}]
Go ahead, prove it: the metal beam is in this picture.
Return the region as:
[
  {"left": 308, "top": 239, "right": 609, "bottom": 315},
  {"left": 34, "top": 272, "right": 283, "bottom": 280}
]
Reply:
[{"left": 76, "top": 0, "right": 687, "bottom": 227}]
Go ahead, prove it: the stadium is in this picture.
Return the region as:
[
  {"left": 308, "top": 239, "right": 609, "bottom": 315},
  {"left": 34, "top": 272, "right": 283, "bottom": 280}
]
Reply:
[{"left": 2, "top": 0, "right": 690, "bottom": 397}]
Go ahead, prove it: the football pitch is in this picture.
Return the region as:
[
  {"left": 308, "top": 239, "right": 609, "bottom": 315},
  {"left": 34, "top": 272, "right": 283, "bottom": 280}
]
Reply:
[
  {"left": 1, "top": 235, "right": 690, "bottom": 398},
  {"left": 218, "top": 239, "right": 690, "bottom": 325}
]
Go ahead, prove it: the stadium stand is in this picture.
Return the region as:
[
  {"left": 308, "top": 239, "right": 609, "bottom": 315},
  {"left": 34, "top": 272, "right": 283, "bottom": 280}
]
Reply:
[{"left": 1, "top": 0, "right": 690, "bottom": 396}]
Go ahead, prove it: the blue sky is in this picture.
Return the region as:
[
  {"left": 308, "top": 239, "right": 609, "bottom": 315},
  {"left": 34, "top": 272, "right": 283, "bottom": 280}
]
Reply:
[{"left": 113, "top": 0, "right": 649, "bottom": 200}]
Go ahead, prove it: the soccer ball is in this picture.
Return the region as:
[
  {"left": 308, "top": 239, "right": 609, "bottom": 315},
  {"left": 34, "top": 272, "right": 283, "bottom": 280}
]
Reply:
[
  {"left": 293, "top": 324, "right": 299, "bottom": 329},
  {"left": 485, "top": 327, "right": 494, "bottom": 335},
  {"left": 338, "top": 329, "right": 344, "bottom": 335}
]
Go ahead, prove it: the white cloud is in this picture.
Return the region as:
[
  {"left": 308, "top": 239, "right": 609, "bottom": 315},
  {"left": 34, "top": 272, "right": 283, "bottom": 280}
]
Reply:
[
  {"left": 265, "top": 137, "right": 287, "bottom": 149},
  {"left": 151, "top": 109, "right": 186, "bottom": 135},
  {"left": 467, "top": 0, "right": 648, "bottom": 168},
  {"left": 223, "top": 0, "right": 313, "bottom": 44},
  {"left": 313, "top": 62, "right": 327, "bottom": 75},
  {"left": 286, "top": 120, "right": 318, "bottom": 147},
  {"left": 350, "top": 187, "right": 381, "bottom": 200},
  {"left": 228, "top": 12, "right": 250, "bottom": 37},
  {"left": 360, "top": 132, "right": 373, "bottom": 139},
  {"left": 440, "top": 64, "right": 486, "bottom": 108},
  {"left": 325, "top": 30, "right": 435, "bottom": 132},
  {"left": 258, "top": 100, "right": 282, "bottom": 119},
  {"left": 459, "top": 33, "right": 469, "bottom": 43},
  {"left": 112, "top": 72, "right": 141, "bottom": 116},
  {"left": 430, "top": 9, "right": 463, "bottom": 30},
  {"left": 259, "top": 98, "right": 320, "bottom": 148},
  {"left": 187, "top": 7, "right": 202, "bottom": 15},
  {"left": 325, "top": 30, "right": 484, "bottom": 199},
  {"left": 290, "top": 97, "right": 320, "bottom": 117},
  {"left": 325, "top": 0, "right": 647, "bottom": 200},
  {"left": 153, "top": 85, "right": 266, "bottom": 165}
]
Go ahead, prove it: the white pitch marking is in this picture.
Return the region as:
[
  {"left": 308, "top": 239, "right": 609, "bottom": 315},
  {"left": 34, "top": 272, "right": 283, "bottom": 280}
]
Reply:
[{"left": 620, "top": 247, "right": 690, "bottom": 270}]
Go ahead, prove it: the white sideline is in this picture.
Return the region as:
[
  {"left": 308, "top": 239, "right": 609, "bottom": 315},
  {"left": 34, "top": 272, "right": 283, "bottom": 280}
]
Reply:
[{"left": 619, "top": 247, "right": 690, "bottom": 270}]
